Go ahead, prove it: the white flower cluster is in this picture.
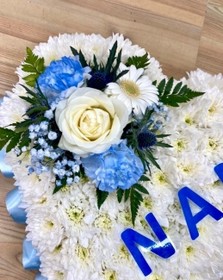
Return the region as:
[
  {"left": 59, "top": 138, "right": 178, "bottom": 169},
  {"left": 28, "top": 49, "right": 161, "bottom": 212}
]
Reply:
[{"left": 2, "top": 34, "right": 223, "bottom": 280}]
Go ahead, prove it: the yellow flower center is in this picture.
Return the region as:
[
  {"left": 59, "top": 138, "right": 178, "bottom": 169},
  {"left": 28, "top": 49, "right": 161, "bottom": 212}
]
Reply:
[
  {"left": 45, "top": 220, "right": 54, "bottom": 229},
  {"left": 66, "top": 206, "right": 84, "bottom": 224},
  {"left": 53, "top": 244, "right": 62, "bottom": 253},
  {"left": 94, "top": 213, "right": 112, "bottom": 230},
  {"left": 148, "top": 274, "right": 163, "bottom": 280},
  {"left": 39, "top": 197, "right": 47, "bottom": 204},
  {"left": 142, "top": 197, "right": 153, "bottom": 210},
  {"left": 178, "top": 163, "right": 194, "bottom": 174},
  {"left": 185, "top": 245, "right": 194, "bottom": 258},
  {"left": 175, "top": 138, "right": 187, "bottom": 152},
  {"left": 198, "top": 225, "right": 207, "bottom": 235},
  {"left": 120, "top": 79, "right": 140, "bottom": 97},
  {"left": 119, "top": 245, "right": 130, "bottom": 260},
  {"left": 103, "top": 270, "right": 117, "bottom": 280},
  {"left": 55, "top": 271, "right": 64, "bottom": 279},
  {"left": 208, "top": 138, "right": 218, "bottom": 150},
  {"left": 153, "top": 171, "right": 168, "bottom": 185},
  {"left": 118, "top": 210, "right": 132, "bottom": 226},
  {"left": 75, "top": 244, "right": 90, "bottom": 262},
  {"left": 61, "top": 185, "right": 70, "bottom": 192},
  {"left": 140, "top": 219, "right": 148, "bottom": 229},
  {"left": 208, "top": 105, "right": 216, "bottom": 114},
  {"left": 184, "top": 115, "right": 194, "bottom": 125}
]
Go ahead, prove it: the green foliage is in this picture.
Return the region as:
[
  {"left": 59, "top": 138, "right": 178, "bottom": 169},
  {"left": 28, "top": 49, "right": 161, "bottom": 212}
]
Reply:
[
  {"left": 157, "top": 78, "right": 204, "bottom": 107},
  {"left": 0, "top": 126, "right": 31, "bottom": 152},
  {"left": 20, "top": 84, "right": 49, "bottom": 108},
  {"left": 126, "top": 53, "right": 150, "bottom": 69},
  {"left": 116, "top": 182, "right": 149, "bottom": 225},
  {"left": 22, "top": 47, "right": 45, "bottom": 87},
  {"left": 94, "top": 41, "right": 129, "bottom": 82},
  {"left": 96, "top": 189, "right": 109, "bottom": 209},
  {"left": 129, "top": 184, "right": 149, "bottom": 225},
  {"left": 71, "top": 41, "right": 128, "bottom": 85},
  {"left": 53, "top": 177, "right": 67, "bottom": 194},
  {"left": 117, "top": 189, "right": 124, "bottom": 203},
  {"left": 70, "top": 47, "right": 88, "bottom": 67},
  {"left": 140, "top": 174, "right": 150, "bottom": 182},
  {"left": 0, "top": 85, "right": 49, "bottom": 153}
]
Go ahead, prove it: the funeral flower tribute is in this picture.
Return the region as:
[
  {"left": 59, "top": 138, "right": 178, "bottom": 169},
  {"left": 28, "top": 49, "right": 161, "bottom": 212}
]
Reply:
[{"left": 1, "top": 33, "right": 223, "bottom": 280}]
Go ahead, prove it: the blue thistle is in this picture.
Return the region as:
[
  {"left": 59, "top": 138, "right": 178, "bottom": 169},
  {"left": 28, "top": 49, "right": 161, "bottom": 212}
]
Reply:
[
  {"left": 137, "top": 129, "right": 157, "bottom": 150},
  {"left": 87, "top": 71, "right": 112, "bottom": 90}
]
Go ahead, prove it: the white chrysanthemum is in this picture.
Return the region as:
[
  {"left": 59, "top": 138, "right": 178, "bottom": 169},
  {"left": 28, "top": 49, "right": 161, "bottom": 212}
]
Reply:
[
  {"left": 162, "top": 128, "right": 205, "bottom": 156},
  {"left": 5, "top": 152, "right": 55, "bottom": 208},
  {"left": 138, "top": 184, "right": 174, "bottom": 228},
  {"left": 0, "top": 84, "right": 28, "bottom": 127},
  {"left": 185, "top": 68, "right": 223, "bottom": 92},
  {"left": 26, "top": 204, "right": 64, "bottom": 252},
  {"left": 32, "top": 33, "right": 108, "bottom": 67},
  {"left": 106, "top": 64, "right": 159, "bottom": 115},
  {"left": 201, "top": 125, "right": 223, "bottom": 163},
  {"left": 173, "top": 152, "right": 214, "bottom": 188},
  {"left": 145, "top": 57, "right": 166, "bottom": 83},
  {"left": 108, "top": 33, "right": 147, "bottom": 62}
]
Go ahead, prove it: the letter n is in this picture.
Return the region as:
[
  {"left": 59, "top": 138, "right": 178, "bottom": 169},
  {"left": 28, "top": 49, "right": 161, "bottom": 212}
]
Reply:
[
  {"left": 178, "top": 186, "right": 223, "bottom": 240},
  {"left": 121, "top": 213, "right": 175, "bottom": 276}
]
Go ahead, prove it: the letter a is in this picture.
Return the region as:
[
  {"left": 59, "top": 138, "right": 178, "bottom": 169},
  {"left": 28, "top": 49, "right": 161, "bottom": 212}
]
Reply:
[
  {"left": 121, "top": 213, "right": 175, "bottom": 276},
  {"left": 178, "top": 186, "right": 223, "bottom": 240}
]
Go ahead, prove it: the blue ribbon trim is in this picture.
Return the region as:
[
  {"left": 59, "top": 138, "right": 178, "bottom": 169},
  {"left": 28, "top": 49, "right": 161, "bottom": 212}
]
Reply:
[
  {"left": 22, "top": 239, "right": 41, "bottom": 270},
  {"left": 35, "top": 273, "right": 48, "bottom": 280},
  {"left": 0, "top": 149, "right": 14, "bottom": 178},
  {"left": 1, "top": 145, "right": 46, "bottom": 278},
  {"left": 5, "top": 186, "right": 27, "bottom": 224}
]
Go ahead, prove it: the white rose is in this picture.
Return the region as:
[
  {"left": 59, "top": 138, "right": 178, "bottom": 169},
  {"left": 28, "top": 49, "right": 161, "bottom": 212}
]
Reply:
[{"left": 55, "top": 87, "right": 129, "bottom": 156}]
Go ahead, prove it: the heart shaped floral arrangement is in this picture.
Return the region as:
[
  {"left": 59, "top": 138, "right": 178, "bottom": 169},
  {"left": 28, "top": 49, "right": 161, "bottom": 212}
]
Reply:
[{"left": 1, "top": 33, "right": 223, "bottom": 280}]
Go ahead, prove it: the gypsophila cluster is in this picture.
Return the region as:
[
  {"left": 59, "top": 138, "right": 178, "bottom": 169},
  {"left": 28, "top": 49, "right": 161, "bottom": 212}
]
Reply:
[
  {"left": 27, "top": 121, "right": 82, "bottom": 187},
  {"left": 53, "top": 155, "right": 81, "bottom": 188}
]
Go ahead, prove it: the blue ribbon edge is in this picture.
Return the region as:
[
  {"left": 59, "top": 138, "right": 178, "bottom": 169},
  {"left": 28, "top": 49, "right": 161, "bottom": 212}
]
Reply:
[{"left": 1, "top": 148, "right": 46, "bottom": 278}]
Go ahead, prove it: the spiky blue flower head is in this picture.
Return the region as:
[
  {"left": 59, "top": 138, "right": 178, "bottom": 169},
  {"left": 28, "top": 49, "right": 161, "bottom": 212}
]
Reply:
[
  {"left": 87, "top": 71, "right": 112, "bottom": 90},
  {"left": 37, "top": 56, "right": 91, "bottom": 104},
  {"left": 81, "top": 141, "right": 144, "bottom": 192},
  {"left": 137, "top": 128, "right": 157, "bottom": 149}
]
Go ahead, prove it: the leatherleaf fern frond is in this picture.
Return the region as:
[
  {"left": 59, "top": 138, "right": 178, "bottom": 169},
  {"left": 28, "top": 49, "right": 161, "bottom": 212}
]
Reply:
[
  {"left": 22, "top": 47, "right": 45, "bottom": 87},
  {"left": 155, "top": 77, "right": 204, "bottom": 107}
]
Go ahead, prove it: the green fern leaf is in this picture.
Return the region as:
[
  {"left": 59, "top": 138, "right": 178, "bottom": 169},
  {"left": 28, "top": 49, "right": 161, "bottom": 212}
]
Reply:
[
  {"left": 133, "top": 183, "right": 149, "bottom": 195},
  {"left": 22, "top": 47, "right": 45, "bottom": 87},
  {"left": 130, "top": 187, "right": 143, "bottom": 225},
  {"left": 126, "top": 53, "right": 150, "bottom": 69},
  {"left": 6, "top": 133, "right": 22, "bottom": 152},
  {"left": 158, "top": 78, "right": 204, "bottom": 107}
]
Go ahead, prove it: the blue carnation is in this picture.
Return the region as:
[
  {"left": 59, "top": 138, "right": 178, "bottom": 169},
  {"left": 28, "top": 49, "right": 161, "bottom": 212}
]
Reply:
[
  {"left": 82, "top": 142, "right": 144, "bottom": 192},
  {"left": 37, "top": 56, "right": 90, "bottom": 104}
]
